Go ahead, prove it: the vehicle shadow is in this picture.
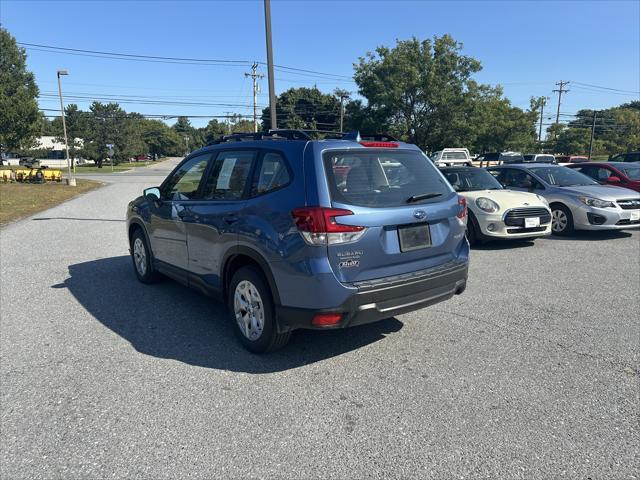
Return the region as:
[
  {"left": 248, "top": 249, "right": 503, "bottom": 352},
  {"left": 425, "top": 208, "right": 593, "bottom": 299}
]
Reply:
[
  {"left": 541, "top": 230, "right": 634, "bottom": 242},
  {"left": 58, "top": 256, "right": 403, "bottom": 373},
  {"left": 471, "top": 239, "right": 537, "bottom": 251}
]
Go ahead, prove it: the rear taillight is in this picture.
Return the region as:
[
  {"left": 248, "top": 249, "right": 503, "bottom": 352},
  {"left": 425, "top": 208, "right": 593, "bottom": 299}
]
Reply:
[
  {"left": 359, "top": 141, "right": 399, "bottom": 148},
  {"left": 457, "top": 196, "right": 468, "bottom": 222},
  {"left": 291, "top": 207, "right": 366, "bottom": 245}
]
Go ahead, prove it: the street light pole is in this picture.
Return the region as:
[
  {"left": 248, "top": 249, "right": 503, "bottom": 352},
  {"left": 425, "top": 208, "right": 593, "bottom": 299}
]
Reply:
[
  {"left": 264, "top": 0, "right": 277, "bottom": 130},
  {"left": 57, "top": 70, "right": 75, "bottom": 186}
]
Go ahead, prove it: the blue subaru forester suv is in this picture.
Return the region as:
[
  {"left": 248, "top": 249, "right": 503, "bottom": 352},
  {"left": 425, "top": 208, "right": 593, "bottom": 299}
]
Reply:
[{"left": 127, "top": 130, "right": 469, "bottom": 352}]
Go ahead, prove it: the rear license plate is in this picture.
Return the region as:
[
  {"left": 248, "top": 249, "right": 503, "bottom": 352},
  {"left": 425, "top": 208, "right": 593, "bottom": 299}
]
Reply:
[
  {"left": 630, "top": 211, "right": 640, "bottom": 221},
  {"left": 398, "top": 223, "right": 431, "bottom": 252},
  {"left": 525, "top": 217, "right": 540, "bottom": 228}
]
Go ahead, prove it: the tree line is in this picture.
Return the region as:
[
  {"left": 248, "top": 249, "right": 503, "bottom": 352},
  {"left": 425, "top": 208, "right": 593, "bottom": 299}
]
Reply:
[{"left": 2, "top": 27, "right": 638, "bottom": 161}]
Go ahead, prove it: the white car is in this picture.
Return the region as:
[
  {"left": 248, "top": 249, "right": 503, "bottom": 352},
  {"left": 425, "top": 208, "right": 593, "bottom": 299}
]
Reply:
[
  {"left": 440, "top": 166, "right": 552, "bottom": 244},
  {"left": 431, "top": 148, "right": 473, "bottom": 167}
]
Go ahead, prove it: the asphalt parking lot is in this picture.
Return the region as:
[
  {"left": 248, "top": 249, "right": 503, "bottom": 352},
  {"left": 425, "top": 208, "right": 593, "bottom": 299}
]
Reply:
[{"left": 1, "top": 160, "right": 638, "bottom": 479}]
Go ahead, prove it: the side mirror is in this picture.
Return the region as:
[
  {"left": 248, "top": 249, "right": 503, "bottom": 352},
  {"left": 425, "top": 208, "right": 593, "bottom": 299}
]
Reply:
[
  {"left": 144, "top": 187, "right": 161, "bottom": 200},
  {"left": 608, "top": 176, "right": 621, "bottom": 183}
]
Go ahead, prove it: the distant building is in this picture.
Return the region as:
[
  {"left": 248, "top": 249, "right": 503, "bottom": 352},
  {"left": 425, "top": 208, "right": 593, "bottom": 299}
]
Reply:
[{"left": 34, "top": 136, "right": 84, "bottom": 159}]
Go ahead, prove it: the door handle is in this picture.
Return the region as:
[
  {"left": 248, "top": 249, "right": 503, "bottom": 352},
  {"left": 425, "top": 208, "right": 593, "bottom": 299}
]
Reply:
[{"left": 223, "top": 214, "right": 239, "bottom": 224}]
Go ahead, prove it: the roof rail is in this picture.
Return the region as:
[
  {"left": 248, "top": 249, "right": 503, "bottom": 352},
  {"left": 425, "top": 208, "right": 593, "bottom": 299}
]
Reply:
[
  {"left": 207, "top": 132, "right": 265, "bottom": 145},
  {"left": 269, "top": 129, "right": 347, "bottom": 140},
  {"left": 207, "top": 129, "right": 335, "bottom": 145},
  {"left": 206, "top": 129, "right": 399, "bottom": 146},
  {"left": 341, "top": 131, "right": 399, "bottom": 142}
]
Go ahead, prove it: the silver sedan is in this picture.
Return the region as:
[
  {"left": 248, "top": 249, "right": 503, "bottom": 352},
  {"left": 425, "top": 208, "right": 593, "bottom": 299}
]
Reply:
[{"left": 486, "top": 163, "right": 640, "bottom": 235}]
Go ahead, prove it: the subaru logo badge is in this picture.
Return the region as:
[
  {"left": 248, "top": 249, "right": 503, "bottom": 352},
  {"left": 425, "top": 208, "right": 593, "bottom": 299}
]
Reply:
[{"left": 413, "top": 210, "right": 426, "bottom": 220}]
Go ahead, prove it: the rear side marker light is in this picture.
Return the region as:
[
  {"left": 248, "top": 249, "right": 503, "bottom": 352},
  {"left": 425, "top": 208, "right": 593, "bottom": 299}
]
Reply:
[
  {"left": 359, "top": 141, "right": 399, "bottom": 148},
  {"left": 457, "top": 196, "right": 468, "bottom": 222},
  {"left": 312, "top": 313, "right": 342, "bottom": 326}
]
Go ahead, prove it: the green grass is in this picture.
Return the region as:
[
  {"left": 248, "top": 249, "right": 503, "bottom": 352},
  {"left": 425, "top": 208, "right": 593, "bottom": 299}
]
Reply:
[
  {"left": 74, "top": 165, "right": 131, "bottom": 173},
  {"left": 0, "top": 180, "right": 102, "bottom": 225},
  {"left": 74, "top": 157, "right": 170, "bottom": 173}
]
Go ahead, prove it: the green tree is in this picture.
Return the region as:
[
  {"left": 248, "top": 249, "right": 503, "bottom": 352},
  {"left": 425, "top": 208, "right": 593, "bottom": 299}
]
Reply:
[
  {"left": 140, "top": 119, "right": 182, "bottom": 157},
  {"left": 51, "top": 104, "right": 91, "bottom": 165},
  {"left": 201, "top": 119, "right": 227, "bottom": 143},
  {"left": 352, "top": 35, "right": 537, "bottom": 153},
  {"left": 172, "top": 116, "right": 204, "bottom": 151},
  {"left": 261, "top": 87, "right": 341, "bottom": 132},
  {"left": 551, "top": 104, "right": 640, "bottom": 155},
  {"left": 83, "top": 102, "right": 143, "bottom": 164},
  {"left": 0, "top": 28, "right": 40, "bottom": 151}
]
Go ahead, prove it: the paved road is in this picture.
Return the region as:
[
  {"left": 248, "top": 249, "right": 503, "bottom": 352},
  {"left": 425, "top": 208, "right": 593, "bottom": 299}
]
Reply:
[{"left": 1, "top": 162, "right": 638, "bottom": 479}]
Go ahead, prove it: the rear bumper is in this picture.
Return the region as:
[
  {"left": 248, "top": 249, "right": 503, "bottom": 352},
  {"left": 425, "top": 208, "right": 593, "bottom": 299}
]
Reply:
[{"left": 276, "top": 260, "right": 468, "bottom": 332}]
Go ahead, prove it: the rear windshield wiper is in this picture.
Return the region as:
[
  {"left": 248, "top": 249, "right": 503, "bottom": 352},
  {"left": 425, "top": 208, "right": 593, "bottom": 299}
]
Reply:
[{"left": 406, "top": 192, "right": 443, "bottom": 203}]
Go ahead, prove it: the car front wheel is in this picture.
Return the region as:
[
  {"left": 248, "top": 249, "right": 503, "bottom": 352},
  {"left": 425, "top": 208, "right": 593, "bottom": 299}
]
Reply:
[
  {"left": 228, "top": 266, "right": 290, "bottom": 353},
  {"left": 551, "top": 205, "right": 574, "bottom": 235},
  {"left": 131, "top": 228, "right": 160, "bottom": 283}
]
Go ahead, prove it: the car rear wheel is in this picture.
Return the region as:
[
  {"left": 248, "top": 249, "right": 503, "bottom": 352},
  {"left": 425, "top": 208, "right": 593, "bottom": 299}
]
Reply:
[
  {"left": 551, "top": 205, "right": 574, "bottom": 235},
  {"left": 228, "top": 266, "right": 290, "bottom": 353},
  {"left": 130, "top": 228, "right": 160, "bottom": 283}
]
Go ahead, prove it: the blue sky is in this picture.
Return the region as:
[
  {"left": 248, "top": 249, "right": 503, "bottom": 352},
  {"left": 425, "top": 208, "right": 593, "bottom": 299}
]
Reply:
[{"left": 2, "top": 0, "right": 639, "bottom": 128}]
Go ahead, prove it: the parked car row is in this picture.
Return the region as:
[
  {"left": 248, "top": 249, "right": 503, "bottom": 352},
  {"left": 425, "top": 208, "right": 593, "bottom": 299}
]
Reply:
[{"left": 126, "top": 131, "right": 639, "bottom": 352}]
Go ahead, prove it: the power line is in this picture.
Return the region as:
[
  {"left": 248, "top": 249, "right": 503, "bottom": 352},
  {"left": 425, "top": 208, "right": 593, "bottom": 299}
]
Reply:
[
  {"left": 18, "top": 42, "right": 355, "bottom": 81},
  {"left": 572, "top": 81, "right": 640, "bottom": 95},
  {"left": 571, "top": 85, "right": 639, "bottom": 97}
]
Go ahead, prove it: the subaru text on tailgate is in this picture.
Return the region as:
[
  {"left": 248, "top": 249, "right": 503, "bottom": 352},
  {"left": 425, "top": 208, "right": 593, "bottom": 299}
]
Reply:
[{"left": 126, "top": 130, "right": 469, "bottom": 352}]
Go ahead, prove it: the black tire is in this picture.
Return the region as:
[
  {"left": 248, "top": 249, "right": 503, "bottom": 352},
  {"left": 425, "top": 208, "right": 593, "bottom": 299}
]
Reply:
[
  {"left": 466, "top": 212, "right": 485, "bottom": 246},
  {"left": 550, "top": 204, "right": 574, "bottom": 236},
  {"left": 228, "top": 266, "right": 290, "bottom": 353},
  {"left": 130, "top": 228, "right": 160, "bottom": 284}
]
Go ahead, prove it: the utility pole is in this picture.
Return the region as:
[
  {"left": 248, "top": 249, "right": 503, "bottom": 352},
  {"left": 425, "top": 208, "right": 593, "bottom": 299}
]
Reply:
[
  {"left": 338, "top": 92, "right": 350, "bottom": 133},
  {"left": 263, "top": 0, "right": 277, "bottom": 130},
  {"left": 537, "top": 96, "right": 548, "bottom": 145},
  {"left": 184, "top": 136, "right": 189, "bottom": 155},
  {"left": 588, "top": 110, "right": 597, "bottom": 160},
  {"left": 552, "top": 80, "right": 570, "bottom": 127},
  {"left": 224, "top": 112, "right": 232, "bottom": 134},
  {"left": 245, "top": 62, "right": 264, "bottom": 132}
]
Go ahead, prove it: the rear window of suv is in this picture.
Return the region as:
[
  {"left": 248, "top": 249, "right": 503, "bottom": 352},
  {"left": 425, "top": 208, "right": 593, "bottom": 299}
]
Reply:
[{"left": 323, "top": 149, "right": 451, "bottom": 207}]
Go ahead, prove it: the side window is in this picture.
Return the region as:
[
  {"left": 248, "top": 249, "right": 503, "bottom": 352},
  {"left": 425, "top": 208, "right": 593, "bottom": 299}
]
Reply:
[
  {"left": 253, "top": 152, "right": 291, "bottom": 195},
  {"left": 596, "top": 167, "right": 612, "bottom": 181},
  {"left": 162, "top": 154, "right": 211, "bottom": 201},
  {"left": 628, "top": 153, "right": 640, "bottom": 162},
  {"left": 576, "top": 166, "right": 596, "bottom": 180},
  {"left": 202, "top": 150, "right": 256, "bottom": 200}
]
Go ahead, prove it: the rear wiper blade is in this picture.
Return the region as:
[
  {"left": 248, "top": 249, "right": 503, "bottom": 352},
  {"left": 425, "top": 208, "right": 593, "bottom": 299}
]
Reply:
[{"left": 406, "top": 192, "right": 442, "bottom": 203}]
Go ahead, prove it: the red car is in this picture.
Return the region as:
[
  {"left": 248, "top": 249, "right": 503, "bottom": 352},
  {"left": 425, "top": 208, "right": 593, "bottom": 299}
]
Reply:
[{"left": 567, "top": 162, "right": 640, "bottom": 193}]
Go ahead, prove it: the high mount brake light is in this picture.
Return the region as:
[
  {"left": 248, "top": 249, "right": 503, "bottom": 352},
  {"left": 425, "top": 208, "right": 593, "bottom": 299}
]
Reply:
[
  {"left": 359, "top": 141, "right": 399, "bottom": 148},
  {"left": 291, "top": 207, "right": 366, "bottom": 245}
]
